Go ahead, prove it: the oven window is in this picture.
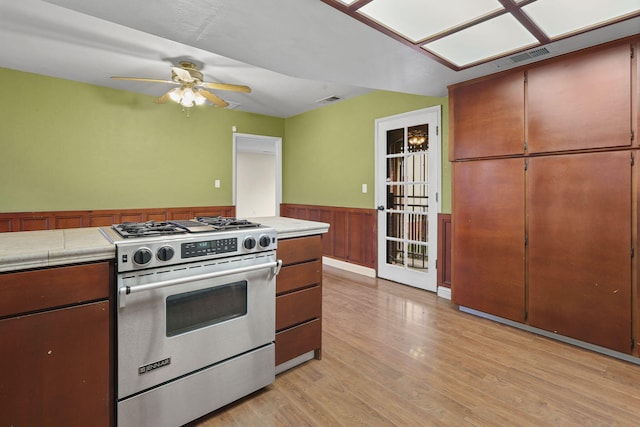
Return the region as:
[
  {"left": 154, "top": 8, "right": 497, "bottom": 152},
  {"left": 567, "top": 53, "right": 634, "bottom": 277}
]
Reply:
[{"left": 166, "top": 281, "right": 247, "bottom": 337}]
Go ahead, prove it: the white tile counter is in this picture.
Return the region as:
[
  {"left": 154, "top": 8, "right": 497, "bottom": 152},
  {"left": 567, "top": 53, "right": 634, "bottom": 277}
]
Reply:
[
  {"left": 0, "top": 228, "right": 115, "bottom": 272},
  {"left": 0, "top": 217, "right": 328, "bottom": 273},
  {"left": 248, "top": 216, "right": 329, "bottom": 239}
]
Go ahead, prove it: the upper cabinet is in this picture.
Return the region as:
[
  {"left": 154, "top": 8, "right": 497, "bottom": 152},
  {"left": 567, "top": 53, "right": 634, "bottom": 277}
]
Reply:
[
  {"left": 450, "top": 72, "right": 525, "bottom": 160},
  {"left": 527, "top": 43, "right": 632, "bottom": 154}
]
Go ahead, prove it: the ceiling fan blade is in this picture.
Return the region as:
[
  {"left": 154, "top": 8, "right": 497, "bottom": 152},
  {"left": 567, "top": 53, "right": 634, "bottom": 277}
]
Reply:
[
  {"left": 201, "top": 82, "right": 251, "bottom": 93},
  {"left": 111, "top": 76, "right": 175, "bottom": 84},
  {"left": 199, "top": 89, "right": 229, "bottom": 108},
  {"left": 154, "top": 91, "right": 171, "bottom": 104},
  {"left": 171, "top": 66, "right": 194, "bottom": 83}
]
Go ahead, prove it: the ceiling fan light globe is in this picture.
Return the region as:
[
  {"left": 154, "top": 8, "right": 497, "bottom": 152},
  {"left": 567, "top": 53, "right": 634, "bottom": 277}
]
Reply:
[
  {"left": 168, "top": 88, "right": 182, "bottom": 103},
  {"left": 181, "top": 88, "right": 195, "bottom": 104},
  {"left": 193, "top": 90, "right": 207, "bottom": 106}
]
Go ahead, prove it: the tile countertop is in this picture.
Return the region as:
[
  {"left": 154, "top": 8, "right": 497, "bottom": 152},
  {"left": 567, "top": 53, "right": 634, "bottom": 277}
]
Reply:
[
  {"left": 0, "top": 217, "right": 329, "bottom": 273},
  {"left": 0, "top": 227, "right": 115, "bottom": 273},
  {"left": 249, "top": 216, "right": 330, "bottom": 239}
]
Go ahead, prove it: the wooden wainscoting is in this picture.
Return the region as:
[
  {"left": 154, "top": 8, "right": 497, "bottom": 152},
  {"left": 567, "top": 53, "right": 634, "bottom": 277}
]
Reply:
[
  {"left": 437, "top": 213, "right": 452, "bottom": 288},
  {"left": 0, "top": 206, "right": 235, "bottom": 233},
  {"left": 280, "top": 204, "right": 376, "bottom": 270}
]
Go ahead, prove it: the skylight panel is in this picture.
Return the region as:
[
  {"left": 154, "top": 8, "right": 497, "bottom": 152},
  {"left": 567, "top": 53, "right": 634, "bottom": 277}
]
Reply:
[
  {"left": 423, "top": 13, "right": 539, "bottom": 67},
  {"left": 523, "top": 0, "right": 640, "bottom": 38},
  {"left": 322, "top": 0, "right": 640, "bottom": 69},
  {"left": 357, "top": 0, "right": 504, "bottom": 42}
]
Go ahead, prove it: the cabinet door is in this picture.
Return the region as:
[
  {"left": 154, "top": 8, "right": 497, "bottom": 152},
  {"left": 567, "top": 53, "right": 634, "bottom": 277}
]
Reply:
[
  {"left": 450, "top": 72, "right": 525, "bottom": 160},
  {"left": 0, "top": 301, "right": 111, "bottom": 426},
  {"left": 527, "top": 42, "right": 631, "bottom": 153},
  {"left": 528, "top": 151, "right": 631, "bottom": 353},
  {"left": 452, "top": 158, "right": 525, "bottom": 321}
]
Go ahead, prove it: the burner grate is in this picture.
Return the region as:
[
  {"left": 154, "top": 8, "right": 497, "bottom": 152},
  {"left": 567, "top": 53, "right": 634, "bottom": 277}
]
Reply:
[
  {"left": 195, "top": 216, "right": 260, "bottom": 230},
  {"left": 113, "top": 221, "right": 187, "bottom": 238}
]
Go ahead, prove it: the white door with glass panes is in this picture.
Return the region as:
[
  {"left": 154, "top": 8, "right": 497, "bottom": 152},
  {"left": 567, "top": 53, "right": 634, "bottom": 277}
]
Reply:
[{"left": 375, "top": 107, "right": 441, "bottom": 292}]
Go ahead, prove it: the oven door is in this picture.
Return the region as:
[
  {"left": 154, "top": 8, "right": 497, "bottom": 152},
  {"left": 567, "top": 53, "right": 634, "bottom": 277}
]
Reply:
[{"left": 116, "top": 252, "right": 278, "bottom": 399}]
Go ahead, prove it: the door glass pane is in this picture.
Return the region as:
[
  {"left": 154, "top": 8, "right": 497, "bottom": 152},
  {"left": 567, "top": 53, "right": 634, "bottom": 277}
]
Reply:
[
  {"left": 386, "top": 157, "right": 403, "bottom": 182},
  {"left": 407, "top": 153, "right": 428, "bottom": 181},
  {"left": 408, "top": 213, "right": 428, "bottom": 243},
  {"left": 383, "top": 122, "right": 431, "bottom": 272},
  {"left": 408, "top": 124, "right": 428, "bottom": 152},
  {"left": 387, "top": 128, "right": 405, "bottom": 154},
  {"left": 406, "top": 184, "right": 429, "bottom": 214},
  {"left": 386, "top": 212, "right": 404, "bottom": 239},
  {"left": 408, "top": 243, "right": 428, "bottom": 270},
  {"left": 386, "top": 182, "right": 404, "bottom": 210},
  {"left": 166, "top": 281, "right": 247, "bottom": 337},
  {"left": 386, "top": 239, "right": 404, "bottom": 266}
]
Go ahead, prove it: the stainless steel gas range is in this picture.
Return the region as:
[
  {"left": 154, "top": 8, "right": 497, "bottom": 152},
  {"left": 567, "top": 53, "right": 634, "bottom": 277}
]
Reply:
[{"left": 101, "top": 217, "right": 281, "bottom": 427}]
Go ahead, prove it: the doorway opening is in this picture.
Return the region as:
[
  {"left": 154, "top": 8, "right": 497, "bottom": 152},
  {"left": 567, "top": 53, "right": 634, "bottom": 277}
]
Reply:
[{"left": 233, "top": 133, "right": 282, "bottom": 218}]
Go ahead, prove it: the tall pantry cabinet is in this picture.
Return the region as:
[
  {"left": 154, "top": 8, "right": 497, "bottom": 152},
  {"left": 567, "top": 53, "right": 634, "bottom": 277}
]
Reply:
[{"left": 450, "top": 38, "right": 639, "bottom": 356}]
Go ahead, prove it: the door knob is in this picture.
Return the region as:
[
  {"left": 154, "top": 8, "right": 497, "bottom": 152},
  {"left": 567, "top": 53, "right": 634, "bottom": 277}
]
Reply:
[{"left": 377, "top": 205, "right": 385, "bottom": 211}]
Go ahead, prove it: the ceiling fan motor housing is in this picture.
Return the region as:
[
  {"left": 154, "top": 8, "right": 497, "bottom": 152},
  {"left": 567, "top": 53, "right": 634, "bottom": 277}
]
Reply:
[{"left": 172, "top": 61, "right": 203, "bottom": 84}]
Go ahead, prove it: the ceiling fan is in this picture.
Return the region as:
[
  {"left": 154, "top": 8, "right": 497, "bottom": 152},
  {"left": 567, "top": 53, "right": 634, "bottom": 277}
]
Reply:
[{"left": 111, "top": 61, "right": 251, "bottom": 108}]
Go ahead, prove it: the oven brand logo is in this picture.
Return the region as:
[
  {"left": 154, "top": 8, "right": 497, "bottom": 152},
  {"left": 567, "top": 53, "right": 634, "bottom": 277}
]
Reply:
[{"left": 139, "top": 357, "right": 171, "bottom": 375}]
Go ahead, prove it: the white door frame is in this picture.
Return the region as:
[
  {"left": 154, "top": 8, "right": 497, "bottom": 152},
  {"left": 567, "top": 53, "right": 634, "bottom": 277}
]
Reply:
[
  {"left": 375, "top": 106, "right": 441, "bottom": 292},
  {"left": 233, "top": 133, "right": 282, "bottom": 217}
]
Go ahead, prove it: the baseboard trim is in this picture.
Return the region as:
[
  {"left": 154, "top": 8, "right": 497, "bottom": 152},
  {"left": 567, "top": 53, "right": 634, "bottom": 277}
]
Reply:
[
  {"left": 276, "top": 351, "right": 314, "bottom": 375},
  {"left": 459, "top": 306, "right": 640, "bottom": 365},
  {"left": 322, "top": 257, "right": 376, "bottom": 278},
  {"left": 437, "top": 286, "right": 451, "bottom": 300}
]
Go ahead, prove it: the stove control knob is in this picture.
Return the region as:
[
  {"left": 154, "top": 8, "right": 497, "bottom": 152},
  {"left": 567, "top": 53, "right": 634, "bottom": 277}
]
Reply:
[
  {"left": 157, "top": 245, "right": 175, "bottom": 261},
  {"left": 243, "top": 236, "right": 256, "bottom": 250},
  {"left": 259, "top": 235, "right": 272, "bottom": 248},
  {"left": 133, "top": 248, "right": 152, "bottom": 265}
]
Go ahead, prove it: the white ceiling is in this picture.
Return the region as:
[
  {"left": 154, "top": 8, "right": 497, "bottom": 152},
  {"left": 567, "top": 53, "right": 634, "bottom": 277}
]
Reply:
[{"left": 1, "top": 0, "right": 638, "bottom": 118}]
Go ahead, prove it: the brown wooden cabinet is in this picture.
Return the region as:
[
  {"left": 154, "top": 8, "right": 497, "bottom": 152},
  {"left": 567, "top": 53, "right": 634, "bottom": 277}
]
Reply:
[
  {"left": 452, "top": 158, "right": 526, "bottom": 322},
  {"left": 449, "top": 71, "right": 525, "bottom": 160},
  {"left": 527, "top": 42, "right": 632, "bottom": 154},
  {"left": 275, "top": 235, "right": 323, "bottom": 367},
  {"left": 0, "top": 262, "right": 112, "bottom": 426},
  {"left": 527, "top": 152, "right": 632, "bottom": 353},
  {"left": 450, "top": 37, "right": 638, "bottom": 357}
]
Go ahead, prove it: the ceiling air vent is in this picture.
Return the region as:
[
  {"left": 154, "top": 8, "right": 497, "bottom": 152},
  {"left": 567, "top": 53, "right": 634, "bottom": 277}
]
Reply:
[
  {"left": 510, "top": 47, "right": 550, "bottom": 63},
  {"left": 315, "top": 95, "right": 343, "bottom": 104}
]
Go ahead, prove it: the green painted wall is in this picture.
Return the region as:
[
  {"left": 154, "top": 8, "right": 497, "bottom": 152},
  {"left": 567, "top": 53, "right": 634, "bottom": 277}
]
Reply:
[
  {"left": 0, "top": 68, "right": 451, "bottom": 215},
  {"left": 283, "top": 91, "right": 451, "bottom": 213},
  {"left": 0, "top": 67, "right": 284, "bottom": 212}
]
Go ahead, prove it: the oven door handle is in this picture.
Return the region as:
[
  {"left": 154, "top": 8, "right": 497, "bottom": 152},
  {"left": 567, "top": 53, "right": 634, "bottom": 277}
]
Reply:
[{"left": 119, "top": 259, "right": 283, "bottom": 308}]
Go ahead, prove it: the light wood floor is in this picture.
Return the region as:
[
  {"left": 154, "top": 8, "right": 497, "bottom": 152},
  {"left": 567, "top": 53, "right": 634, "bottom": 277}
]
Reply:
[{"left": 192, "top": 266, "right": 640, "bottom": 426}]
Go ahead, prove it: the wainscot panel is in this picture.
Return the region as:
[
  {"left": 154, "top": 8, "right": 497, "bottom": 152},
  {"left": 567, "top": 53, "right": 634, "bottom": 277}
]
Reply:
[
  {"left": 437, "top": 213, "right": 452, "bottom": 289},
  {"left": 0, "top": 206, "right": 236, "bottom": 232},
  {"left": 280, "top": 204, "right": 376, "bottom": 270}
]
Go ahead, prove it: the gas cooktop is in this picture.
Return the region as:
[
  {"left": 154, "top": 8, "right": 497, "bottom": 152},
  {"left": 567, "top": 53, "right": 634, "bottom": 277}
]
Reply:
[{"left": 111, "top": 217, "right": 262, "bottom": 239}]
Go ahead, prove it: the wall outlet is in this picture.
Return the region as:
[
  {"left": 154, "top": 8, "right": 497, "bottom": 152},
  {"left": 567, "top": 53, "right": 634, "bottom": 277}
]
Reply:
[
  {"left": 362, "top": 183, "right": 367, "bottom": 193},
  {"left": 215, "top": 179, "right": 221, "bottom": 188}
]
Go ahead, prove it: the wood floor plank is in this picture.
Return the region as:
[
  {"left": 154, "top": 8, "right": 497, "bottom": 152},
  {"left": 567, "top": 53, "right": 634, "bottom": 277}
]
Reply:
[{"left": 192, "top": 266, "right": 640, "bottom": 426}]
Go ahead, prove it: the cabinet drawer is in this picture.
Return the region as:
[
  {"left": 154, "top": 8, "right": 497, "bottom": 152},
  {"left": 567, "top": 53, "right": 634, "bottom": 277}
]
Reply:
[
  {"left": 276, "top": 286, "right": 321, "bottom": 331},
  {"left": 278, "top": 235, "right": 322, "bottom": 266},
  {"left": 277, "top": 260, "right": 321, "bottom": 295},
  {"left": 0, "top": 262, "right": 111, "bottom": 317},
  {"left": 275, "top": 318, "right": 321, "bottom": 366}
]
